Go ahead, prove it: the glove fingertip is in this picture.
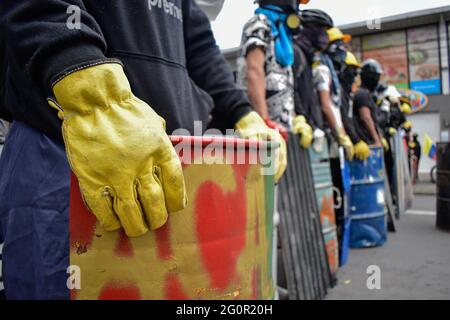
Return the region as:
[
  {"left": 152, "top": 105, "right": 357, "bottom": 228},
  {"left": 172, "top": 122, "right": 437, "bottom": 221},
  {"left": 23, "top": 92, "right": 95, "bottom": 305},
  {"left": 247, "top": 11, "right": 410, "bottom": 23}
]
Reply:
[{"left": 101, "top": 220, "right": 122, "bottom": 232}]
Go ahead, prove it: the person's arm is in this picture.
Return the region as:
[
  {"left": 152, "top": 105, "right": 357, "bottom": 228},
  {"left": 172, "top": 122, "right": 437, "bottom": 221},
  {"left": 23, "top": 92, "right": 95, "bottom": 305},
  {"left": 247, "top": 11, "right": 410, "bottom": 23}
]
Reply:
[
  {"left": 2, "top": 1, "right": 188, "bottom": 237},
  {"left": 314, "top": 65, "right": 344, "bottom": 134},
  {"left": 318, "top": 90, "right": 339, "bottom": 133},
  {"left": 245, "top": 47, "right": 269, "bottom": 119},
  {"left": 0, "top": 0, "right": 107, "bottom": 90},
  {"left": 183, "top": 0, "right": 252, "bottom": 126},
  {"left": 359, "top": 106, "right": 381, "bottom": 146}
]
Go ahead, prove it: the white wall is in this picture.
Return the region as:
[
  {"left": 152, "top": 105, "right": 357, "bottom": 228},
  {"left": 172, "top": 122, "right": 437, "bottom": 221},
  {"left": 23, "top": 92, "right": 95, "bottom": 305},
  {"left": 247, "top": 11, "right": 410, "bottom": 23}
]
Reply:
[{"left": 408, "top": 112, "right": 440, "bottom": 174}]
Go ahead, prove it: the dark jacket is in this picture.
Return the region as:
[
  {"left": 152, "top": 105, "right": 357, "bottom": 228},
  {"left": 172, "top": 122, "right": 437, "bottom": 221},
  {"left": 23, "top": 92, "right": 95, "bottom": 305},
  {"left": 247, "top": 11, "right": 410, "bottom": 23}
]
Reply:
[
  {"left": 0, "top": 29, "right": 11, "bottom": 122},
  {"left": 340, "top": 90, "right": 361, "bottom": 144},
  {"left": 0, "top": 0, "right": 251, "bottom": 142},
  {"left": 353, "top": 86, "right": 382, "bottom": 144},
  {"left": 293, "top": 37, "right": 324, "bottom": 131}
]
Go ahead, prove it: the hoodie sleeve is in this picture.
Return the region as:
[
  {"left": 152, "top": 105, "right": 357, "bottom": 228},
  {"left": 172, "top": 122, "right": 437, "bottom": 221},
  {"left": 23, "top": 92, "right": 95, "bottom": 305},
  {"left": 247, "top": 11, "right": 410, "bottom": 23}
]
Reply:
[
  {"left": 0, "top": 0, "right": 108, "bottom": 90},
  {"left": 183, "top": 0, "right": 252, "bottom": 127}
]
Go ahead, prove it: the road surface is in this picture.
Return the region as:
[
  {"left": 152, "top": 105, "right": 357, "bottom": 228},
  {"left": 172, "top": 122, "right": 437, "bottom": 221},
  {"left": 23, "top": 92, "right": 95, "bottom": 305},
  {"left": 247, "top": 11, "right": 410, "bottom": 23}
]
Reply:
[{"left": 326, "top": 193, "right": 450, "bottom": 300}]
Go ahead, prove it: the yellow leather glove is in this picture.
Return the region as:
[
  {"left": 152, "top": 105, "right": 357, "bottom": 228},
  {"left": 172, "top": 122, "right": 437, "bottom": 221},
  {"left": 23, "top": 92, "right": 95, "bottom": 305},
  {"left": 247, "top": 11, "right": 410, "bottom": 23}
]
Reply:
[
  {"left": 48, "top": 63, "right": 187, "bottom": 237},
  {"left": 388, "top": 127, "right": 397, "bottom": 137},
  {"left": 292, "top": 115, "right": 313, "bottom": 149},
  {"left": 235, "top": 111, "right": 287, "bottom": 183},
  {"left": 402, "top": 120, "right": 412, "bottom": 130},
  {"left": 401, "top": 102, "right": 412, "bottom": 114},
  {"left": 338, "top": 134, "right": 355, "bottom": 161},
  {"left": 381, "top": 137, "right": 389, "bottom": 151},
  {"left": 354, "top": 140, "right": 371, "bottom": 161}
]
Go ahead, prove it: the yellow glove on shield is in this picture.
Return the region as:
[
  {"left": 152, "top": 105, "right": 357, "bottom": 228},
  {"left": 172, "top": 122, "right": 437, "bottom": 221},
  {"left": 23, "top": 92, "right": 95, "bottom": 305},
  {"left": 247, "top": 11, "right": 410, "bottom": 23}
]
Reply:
[
  {"left": 49, "top": 63, "right": 187, "bottom": 237},
  {"left": 292, "top": 115, "right": 313, "bottom": 149},
  {"left": 381, "top": 137, "right": 390, "bottom": 151},
  {"left": 354, "top": 140, "right": 371, "bottom": 161},
  {"left": 401, "top": 102, "right": 412, "bottom": 114},
  {"left": 402, "top": 120, "right": 412, "bottom": 130},
  {"left": 235, "top": 111, "right": 287, "bottom": 183},
  {"left": 388, "top": 127, "right": 397, "bottom": 136},
  {"left": 338, "top": 133, "right": 355, "bottom": 161}
]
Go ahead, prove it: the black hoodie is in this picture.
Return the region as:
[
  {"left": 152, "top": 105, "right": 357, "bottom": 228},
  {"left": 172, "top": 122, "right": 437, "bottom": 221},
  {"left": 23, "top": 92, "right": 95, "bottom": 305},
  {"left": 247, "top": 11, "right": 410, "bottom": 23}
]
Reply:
[
  {"left": 0, "top": 0, "right": 251, "bottom": 142},
  {"left": 293, "top": 35, "right": 324, "bottom": 130}
]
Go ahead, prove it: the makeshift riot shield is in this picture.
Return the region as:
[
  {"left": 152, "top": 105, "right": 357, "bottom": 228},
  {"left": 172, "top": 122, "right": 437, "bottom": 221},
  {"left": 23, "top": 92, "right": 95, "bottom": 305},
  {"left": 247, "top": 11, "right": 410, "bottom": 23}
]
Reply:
[
  {"left": 70, "top": 136, "right": 276, "bottom": 300},
  {"left": 392, "top": 132, "right": 414, "bottom": 218},
  {"left": 276, "top": 132, "right": 333, "bottom": 300}
]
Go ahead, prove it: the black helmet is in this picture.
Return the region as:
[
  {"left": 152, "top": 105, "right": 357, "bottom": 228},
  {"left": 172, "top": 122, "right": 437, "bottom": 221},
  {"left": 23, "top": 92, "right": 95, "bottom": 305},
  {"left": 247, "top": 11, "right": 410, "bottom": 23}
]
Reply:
[
  {"left": 361, "top": 59, "right": 383, "bottom": 76},
  {"left": 300, "top": 9, "right": 334, "bottom": 28},
  {"left": 361, "top": 59, "right": 383, "bottom": 91},
  {"left": 258, "top": 0, "right": 299, "bottom": 12}
]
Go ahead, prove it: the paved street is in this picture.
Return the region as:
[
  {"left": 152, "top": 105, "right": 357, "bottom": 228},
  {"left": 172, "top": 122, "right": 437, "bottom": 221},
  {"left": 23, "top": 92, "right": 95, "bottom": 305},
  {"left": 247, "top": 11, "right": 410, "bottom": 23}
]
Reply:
[{"left": 326, "top": 192, "right": 450, "bottom": 300}]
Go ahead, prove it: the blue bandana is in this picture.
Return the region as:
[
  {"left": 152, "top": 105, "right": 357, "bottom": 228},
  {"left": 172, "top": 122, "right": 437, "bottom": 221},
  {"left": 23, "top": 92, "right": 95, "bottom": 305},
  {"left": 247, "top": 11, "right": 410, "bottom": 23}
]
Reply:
[
  {"left": 321, "top": 53, "right": 342, "bottom": 108},
  {"left": 255, "top": 5, "right": 294, "bottom": 67}
]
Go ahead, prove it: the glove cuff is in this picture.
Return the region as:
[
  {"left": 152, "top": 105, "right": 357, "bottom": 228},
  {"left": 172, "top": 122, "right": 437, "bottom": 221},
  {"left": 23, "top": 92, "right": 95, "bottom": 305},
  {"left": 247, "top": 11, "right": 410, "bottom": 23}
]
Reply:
[
  {"left": 51, "top": 59, "right": 122, "bottom": 88},
  {"left": 235, "top": 111, "right": 265, "bottom": 131},
  {"left": 52, "top": 62, "right": 132, "bottom": 114},
  {"left": 294, "top": 115, "right": 307, "bottom": 124}
]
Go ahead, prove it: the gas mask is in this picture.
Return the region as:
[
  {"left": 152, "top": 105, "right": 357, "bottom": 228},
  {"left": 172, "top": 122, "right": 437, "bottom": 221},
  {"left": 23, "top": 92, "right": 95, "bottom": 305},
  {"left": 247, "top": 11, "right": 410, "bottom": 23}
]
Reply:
[
  {"left": 258, "top": 0, "right": 302, "bottom": 32},
  {"left": 327, "top": 41, "right": 347, "bottom": 67}
]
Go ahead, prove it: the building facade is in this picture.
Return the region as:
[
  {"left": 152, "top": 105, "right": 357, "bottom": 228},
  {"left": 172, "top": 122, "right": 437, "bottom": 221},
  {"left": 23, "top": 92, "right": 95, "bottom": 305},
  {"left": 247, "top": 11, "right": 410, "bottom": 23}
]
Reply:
[{"left": 340, "top": 6, "right": 450, "bottom": 176}]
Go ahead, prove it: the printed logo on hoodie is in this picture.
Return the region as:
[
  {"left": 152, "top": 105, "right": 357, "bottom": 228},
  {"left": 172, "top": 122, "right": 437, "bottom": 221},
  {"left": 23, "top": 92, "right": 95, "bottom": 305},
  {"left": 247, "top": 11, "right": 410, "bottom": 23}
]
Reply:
[{"left": 148, "top": 0, "right": 183, "bottom": 22}]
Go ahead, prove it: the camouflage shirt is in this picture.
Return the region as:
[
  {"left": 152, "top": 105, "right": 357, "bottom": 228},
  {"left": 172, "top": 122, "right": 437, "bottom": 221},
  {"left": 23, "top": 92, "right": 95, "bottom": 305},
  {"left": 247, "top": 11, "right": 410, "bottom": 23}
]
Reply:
[{"left": 236, "top": 14, "right": 294, "bottom": 129}]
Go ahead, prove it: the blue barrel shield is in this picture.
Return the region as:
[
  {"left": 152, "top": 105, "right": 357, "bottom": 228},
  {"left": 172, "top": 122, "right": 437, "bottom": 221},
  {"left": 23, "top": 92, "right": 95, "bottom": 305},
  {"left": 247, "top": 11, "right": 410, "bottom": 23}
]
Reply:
[{"left": 349, "top": 147, "right": 387, "bottom": 248}]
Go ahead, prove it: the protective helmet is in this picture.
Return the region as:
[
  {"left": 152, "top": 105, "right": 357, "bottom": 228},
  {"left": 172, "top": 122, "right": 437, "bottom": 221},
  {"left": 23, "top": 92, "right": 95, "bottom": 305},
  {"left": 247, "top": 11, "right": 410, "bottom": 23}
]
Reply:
[
  {"left": 258, "top": 0, "right": 301, "bottom": 12},
  {"left": 344, "top": 51, "right": 361, "bottom": 68},
  {"left": 361, "top": 59, "right": 383, "bottom": 75},
  {"left": 300, "top": 9, "right": 334, "bottom": 28},
  {"left": 327, "top": 27, "right": 352, "bottom": 44}
]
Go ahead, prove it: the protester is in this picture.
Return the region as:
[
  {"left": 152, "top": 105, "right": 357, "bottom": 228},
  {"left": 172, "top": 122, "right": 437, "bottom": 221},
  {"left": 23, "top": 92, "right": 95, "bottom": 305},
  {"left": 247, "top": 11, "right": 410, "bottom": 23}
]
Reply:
[
  {"left": 304, "top": 10, "right": 354, "bottom": 160},
  {"left": 0, "top": 0, "right": 286, "bottom": 299},
  {"left": 338, "top": 51, "right": 371, "bottom": 161},
  {"left": 237, "top": 0, "right": 309, "bottom": 141},
  {"left": 409, "top": 133, "right": 422, "bottom": 183},
  {"left": 353, "top": 59, "right": 386, "bottom": 149},
  {"left": 292, "top": 11, "right": 331, "bottom": 149}
]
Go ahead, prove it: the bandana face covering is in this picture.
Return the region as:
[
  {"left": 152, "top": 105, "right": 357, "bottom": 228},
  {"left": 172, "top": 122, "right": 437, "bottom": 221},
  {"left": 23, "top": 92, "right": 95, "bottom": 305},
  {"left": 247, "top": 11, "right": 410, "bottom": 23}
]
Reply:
[
  {"left": 302, "top": 26, "right": 329, "bottom": 52},
  {"left": 340, "top": 66, "right": 357, "bottom": 93},
  {"left": 256, "top": 5, "right": 295, "bottom": 67},
  {"left": 328, "top": 41, "right": 347, "bottom": 66},
  {"left": 362, "top": 73, "right": 381, "bottom": 92}
]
